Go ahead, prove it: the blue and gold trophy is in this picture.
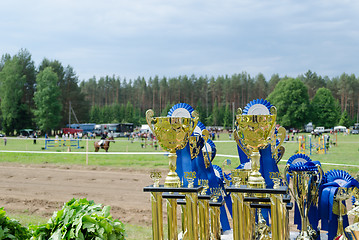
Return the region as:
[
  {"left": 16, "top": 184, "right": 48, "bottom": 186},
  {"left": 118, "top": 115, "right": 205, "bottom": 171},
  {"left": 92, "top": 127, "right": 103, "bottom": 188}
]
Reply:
[
  {"left": 228, "top": 99, "right": 289, "bottom": 240},
  {"left": 284, "top": 155, "right": 323, "bottom": 240},
  {"left": 319, "top": 170, "right": 359, "bottom": 240},
  {"left": 145, "top": 106, "right": 199, "bottom": 240},
  {"left": 146, "top": 104, "right": 198, "bottom": 188},
  {"left": 234, "top": 99, "right": 285, "bottom": 189}
]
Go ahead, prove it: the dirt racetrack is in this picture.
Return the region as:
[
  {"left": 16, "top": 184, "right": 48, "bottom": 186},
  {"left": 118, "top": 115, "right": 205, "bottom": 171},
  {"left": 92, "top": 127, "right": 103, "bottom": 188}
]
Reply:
[
  {"left": 0, "top": 162, "right": 160, "bottom": 226},
  {"left": 0, "top": 162, "right": 312, "bottom": 235}
]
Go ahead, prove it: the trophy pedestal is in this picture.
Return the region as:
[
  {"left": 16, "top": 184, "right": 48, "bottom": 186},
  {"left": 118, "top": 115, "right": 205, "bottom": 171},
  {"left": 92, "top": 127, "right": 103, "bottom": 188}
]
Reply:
[
  {"left": 164, "top": 172, "right": 181, "bottom": 188},
  {"left": 198, "top": 194, "right": 212, "bottom": 240},
  {"left": 247, "top": 171, "right": 266, "bottom": 190},
  {"left": 177, "top": 194, "right": 212, "bottom": 240},
  {"left": 144, "top": 185, "right": 203, "bottom": 240},
  {"left": 209, "top": 199, "right": 225, "bottom": 240},
  {"left": 226, "top": 185, "right": 290, "bottom": 240}
]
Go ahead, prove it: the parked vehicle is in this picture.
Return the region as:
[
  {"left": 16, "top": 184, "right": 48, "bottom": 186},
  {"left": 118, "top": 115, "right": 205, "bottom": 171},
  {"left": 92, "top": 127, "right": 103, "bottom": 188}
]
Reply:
[
  {"left": 62, "top": 128, "right": 83, "bottom": 135},
  {"left": 94, "top": 124, "right": 102, "bottom": 136},
  {"left": 352, "top": 123, "right": 359, "bottom": 134},
  {"left": 313, "top": 127, "right": 325, "bottom": 133},
  {"left": 94, "top": 123, "right": 134, "bottom": 137},
  {"left": 19, "top": 129, "right": 34, "bottom": 137},
  {"left": 304, "top": 122, "right": 313, "bottom": 133},
  {"left": 68, "top": 123, "right": 96, "bottom": 134}
]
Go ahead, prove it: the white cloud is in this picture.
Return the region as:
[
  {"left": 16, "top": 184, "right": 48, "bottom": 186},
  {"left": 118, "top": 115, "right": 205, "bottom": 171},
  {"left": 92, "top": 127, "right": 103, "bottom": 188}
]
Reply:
[{"left": 1, "top": 0, "right": 359, "bottom": 81}]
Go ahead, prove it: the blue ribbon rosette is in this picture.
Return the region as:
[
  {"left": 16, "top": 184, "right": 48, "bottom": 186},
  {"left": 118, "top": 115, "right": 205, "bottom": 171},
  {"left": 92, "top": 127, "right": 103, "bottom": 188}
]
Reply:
[
  {"left": 242, "top": 99, "right": 272, "bottom": 115},
  {"left": 318, "top": 170, "right": 359, "bottom": 240},
  {"left": 286, "top": 154, "right": 321, "bottom": 235},
  {"left": 167, "top": 102, "right": 194, "bottom": 118}
]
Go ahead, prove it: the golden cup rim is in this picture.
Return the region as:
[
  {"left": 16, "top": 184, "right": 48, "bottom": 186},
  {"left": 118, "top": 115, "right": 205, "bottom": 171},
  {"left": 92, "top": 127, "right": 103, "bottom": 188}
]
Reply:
[{"left": 152, "top": 116, "right": 194, "bottom": 120}]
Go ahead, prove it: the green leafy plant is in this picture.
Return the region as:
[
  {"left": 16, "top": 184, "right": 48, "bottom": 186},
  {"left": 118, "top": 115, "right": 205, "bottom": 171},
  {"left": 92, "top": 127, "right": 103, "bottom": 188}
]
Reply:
[
  {"left": 30, "top": 198, "right": 126, "bottom": 240},
  {"left": 0, "top": 207, "right": 31, "bottom": 240}
]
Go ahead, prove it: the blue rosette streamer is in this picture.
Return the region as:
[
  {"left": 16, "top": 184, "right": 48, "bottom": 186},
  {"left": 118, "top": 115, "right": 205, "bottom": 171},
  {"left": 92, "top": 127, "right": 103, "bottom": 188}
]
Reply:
[
  {"left": 204, "top": 139, "right": 217, "bottom": 161},
  {"left": 212, "top": 165, "right": 224, "bottom": 183},
  {"left": 167, "top": 103, "right": 195, "bottom": 187},
  {"left": 318, "top": 170, "right": 359, "bottom": 240},
  {"left": 191, "top": 121, "right": 207, "bottom": 182},
  {"left": 286, "top": 154, "right": 321, "bottom": 234},
  {"left": 200, "top": 139, "right": 231, "bottom": 231}
]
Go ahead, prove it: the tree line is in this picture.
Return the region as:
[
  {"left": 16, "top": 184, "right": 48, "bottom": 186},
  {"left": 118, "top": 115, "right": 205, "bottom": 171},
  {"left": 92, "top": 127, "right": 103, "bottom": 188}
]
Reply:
[{"left": 0, "top": 49, "right": 358, "bottom": 135}]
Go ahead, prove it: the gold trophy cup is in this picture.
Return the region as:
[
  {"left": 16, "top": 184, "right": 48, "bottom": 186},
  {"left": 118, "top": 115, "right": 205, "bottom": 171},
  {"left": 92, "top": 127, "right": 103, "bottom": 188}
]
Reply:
[
  {"left": 234, "top": 107, "right": 277, "bottom": 189},
  {"left": 146, "top": 109, "right": 198, "bottom": 188}
]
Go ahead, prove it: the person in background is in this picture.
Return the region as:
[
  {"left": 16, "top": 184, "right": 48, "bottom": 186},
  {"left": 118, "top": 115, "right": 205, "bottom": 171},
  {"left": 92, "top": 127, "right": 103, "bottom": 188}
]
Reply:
[
  {"left": 33, "top": 132, "right": 37, "bottom": 144},
  {"left": 3, "top": 135, "right": 7, "bottom": 146},
  {"left": 99, "top": 131, "right": 108, "bottom": 146}
]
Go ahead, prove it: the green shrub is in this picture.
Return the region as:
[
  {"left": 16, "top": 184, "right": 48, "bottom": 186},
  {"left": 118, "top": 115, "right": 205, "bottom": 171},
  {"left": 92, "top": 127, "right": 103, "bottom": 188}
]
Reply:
[
  {"left": 0, "top": 207, "right": 31, "bottom": 240},
  {"left": 30, "top": 198, "right": 126, "bottom": 240}
]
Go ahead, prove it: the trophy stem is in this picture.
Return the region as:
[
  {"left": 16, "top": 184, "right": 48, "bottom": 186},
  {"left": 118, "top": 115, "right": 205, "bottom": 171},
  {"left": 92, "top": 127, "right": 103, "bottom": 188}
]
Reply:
[
  {"left": 165, "top": 151, "right": 180, "bottom": 188},
  {"left": 335, "top": 202, "right": 345, "bottom": 239},
  {"left": 247, "top": 150, "right": 266, "bottom": 189}
]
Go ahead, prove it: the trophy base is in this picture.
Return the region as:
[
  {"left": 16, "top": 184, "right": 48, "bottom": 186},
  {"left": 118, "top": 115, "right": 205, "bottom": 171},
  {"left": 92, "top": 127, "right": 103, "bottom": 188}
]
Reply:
[
  {"left": 247, "top": 171, "right": 266, "bottom": 197},
  {"left": 247, "top": 172, "right": 266, "bottom": 189},
  {"left": 164, "top": 172, "right": 181, "bottom": 188},
  {"left": 295, "top": 231, "right": 312, "bottom": 240}
]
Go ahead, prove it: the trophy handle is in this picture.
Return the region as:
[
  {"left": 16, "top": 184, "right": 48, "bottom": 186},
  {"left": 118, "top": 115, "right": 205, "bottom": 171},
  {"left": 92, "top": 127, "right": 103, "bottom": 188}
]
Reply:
[
  {"left": 202, "top": 129, "right": 209, "bottom": 143},
  {"left": 272, "top": 126, "right": 286, "bottom": 161},
  {"left": 275, "top": 146, "right": 285, "bottom": 164},
  {"left": 310, "top": 164, "right": 323, "bottom": 206},
  {"left": 145, "top": 109, "right": 156, "bottom": 135},
  {"left": 234, "top": 130, "right": 250, "bottom": 158},
  {"left": 316, "top": 164, "right": 323, "bottom": 186},
  {"left": 189, "top": 110, "right": 199, "bottom": 136},
  {"left": 269, "top": 105, "right": 277, "bottom": 116},
  {"left": 283, "top": 165, "right": 295, "bottom": 198}
]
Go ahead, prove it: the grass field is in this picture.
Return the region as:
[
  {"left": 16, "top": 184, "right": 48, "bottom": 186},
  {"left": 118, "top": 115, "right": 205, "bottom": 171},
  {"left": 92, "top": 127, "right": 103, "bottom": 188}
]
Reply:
[
  {"left": 2, "top": 133, "right": 358, "bottom": 173},
  {"left": 1, "top": 133, "right": 359, "bottom": 239}
]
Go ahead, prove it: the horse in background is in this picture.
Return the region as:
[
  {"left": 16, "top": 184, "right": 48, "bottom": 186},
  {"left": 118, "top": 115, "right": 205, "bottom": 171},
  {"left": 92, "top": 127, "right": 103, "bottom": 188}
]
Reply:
[{"left": 94, "top": 136, "right": 114, "bottom": 152}]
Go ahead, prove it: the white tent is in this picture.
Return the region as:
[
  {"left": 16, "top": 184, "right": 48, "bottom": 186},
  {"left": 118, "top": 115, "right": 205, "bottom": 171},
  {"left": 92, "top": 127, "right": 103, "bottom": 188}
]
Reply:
[
  {"left": 140, "top": 124, "right": 152, "bottom": 133},
  {"left": 334, "top": 126, "right": 347, "bottom": 132}
]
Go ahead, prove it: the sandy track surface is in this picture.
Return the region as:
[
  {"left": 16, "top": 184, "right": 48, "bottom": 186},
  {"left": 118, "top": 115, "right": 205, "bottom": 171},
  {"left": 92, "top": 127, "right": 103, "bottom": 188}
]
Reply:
[
  {"left": 0, "top": 162, "right": 163, "bottom": 226},
  {"left": 0, "top": 162, "right": 320, "bottom": 235}
]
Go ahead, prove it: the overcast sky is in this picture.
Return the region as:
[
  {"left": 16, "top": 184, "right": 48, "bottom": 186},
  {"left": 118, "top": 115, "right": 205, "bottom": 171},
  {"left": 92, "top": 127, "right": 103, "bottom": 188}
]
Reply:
[{"left": 1, "top": 0, "right": 359, "bottom": 82}]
